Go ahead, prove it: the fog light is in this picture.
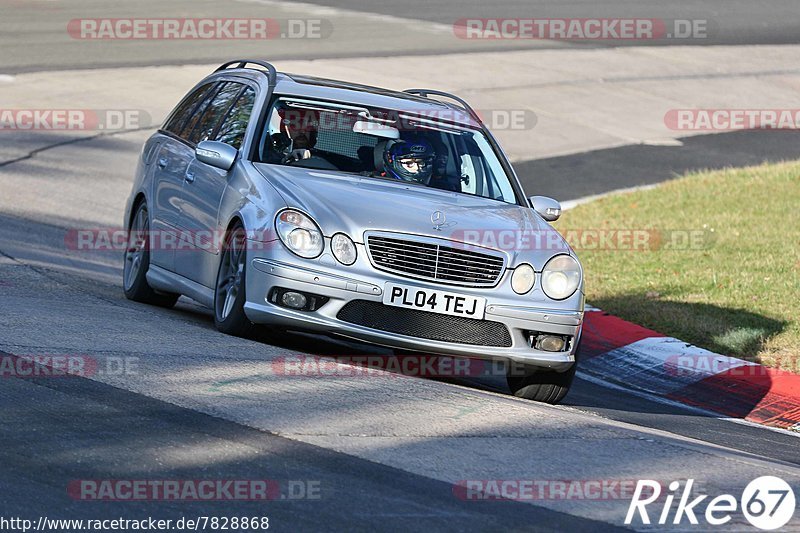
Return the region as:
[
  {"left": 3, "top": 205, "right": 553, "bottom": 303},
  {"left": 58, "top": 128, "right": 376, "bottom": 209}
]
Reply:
[
  {"left": 269, "top": 288, "right": 329, "bottom": 311},
  {"left": 281, "top": 291, "right": 308, "bottom": 309},
  {"left": 535, "top": 334, "right": 566, "bottom": 352}
]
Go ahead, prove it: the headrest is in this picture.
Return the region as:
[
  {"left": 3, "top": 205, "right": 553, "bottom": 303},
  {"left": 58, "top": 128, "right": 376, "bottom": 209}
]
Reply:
[{"left": 373, "top": 139, "right": 388, "bottom": 173}]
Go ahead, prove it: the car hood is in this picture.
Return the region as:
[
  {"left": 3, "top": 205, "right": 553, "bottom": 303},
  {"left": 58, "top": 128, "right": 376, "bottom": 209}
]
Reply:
[{"left": 254, "top": 164, "right": 571, "bottom": 268}]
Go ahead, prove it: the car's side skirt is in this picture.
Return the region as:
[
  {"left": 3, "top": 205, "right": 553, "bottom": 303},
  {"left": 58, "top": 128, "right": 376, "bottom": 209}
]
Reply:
[{"left": 146, "top": 265, "right": 214, "bottom": 308}]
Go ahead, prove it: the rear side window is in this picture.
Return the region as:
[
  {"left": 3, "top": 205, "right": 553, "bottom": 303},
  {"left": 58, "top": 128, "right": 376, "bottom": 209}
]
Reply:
[
  {"left": 215, "top": 87, "right": 256, "bottom": 150},
  {"left": 187, "top": 82, "right": 244, "bottom": 145},
  {"left": 163, "top": 83, "right": 215, "bottom": 138}
]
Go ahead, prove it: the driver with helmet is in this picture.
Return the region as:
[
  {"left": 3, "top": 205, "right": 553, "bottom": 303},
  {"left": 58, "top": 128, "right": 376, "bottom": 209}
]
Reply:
[
  {"left": 382, "top": 133, "right": 436, "bottom": 184},
  {"left": 382, "top": 132, "right": 460, "bottom": 191}
]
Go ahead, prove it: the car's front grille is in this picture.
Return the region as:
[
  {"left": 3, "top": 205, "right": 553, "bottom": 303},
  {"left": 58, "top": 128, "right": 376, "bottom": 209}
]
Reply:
[
  {"left": 337, "top": 300, "right": 513, "bottom": 347},
  {"left": 366, "top": 234, "right": 505, "bottom": 286}
]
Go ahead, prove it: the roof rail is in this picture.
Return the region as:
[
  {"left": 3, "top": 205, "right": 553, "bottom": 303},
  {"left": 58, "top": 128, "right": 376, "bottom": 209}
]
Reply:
[
  {"left": 403, "top": 89, "right": 481, "bottom": 123},
  {"left": 215, "top": 60, "right": 278, "bottom": 87}
]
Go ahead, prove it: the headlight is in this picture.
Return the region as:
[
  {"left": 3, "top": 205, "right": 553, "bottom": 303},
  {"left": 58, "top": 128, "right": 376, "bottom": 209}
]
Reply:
[
  {"left": 331, "top": 233, "right": 357, "bottom": 265},
  {"left": 275, "top": 209, "right": 324, "bottom": 258},
  {"left": 511, "top": 263, "right": 535, "bottom": 294},
  {"left": 541, "top": 255, "right": 581, "bottom": 300}
]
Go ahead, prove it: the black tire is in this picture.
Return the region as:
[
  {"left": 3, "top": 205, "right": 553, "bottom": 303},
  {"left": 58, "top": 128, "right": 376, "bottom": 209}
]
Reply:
[
  {"left": 507, "top": 365, "right": 576, "bottom": 404},
  {"left": 213, "top": 223, "right": 254, "bottom": 337},
  {"left": 507, "top": 344, "right": 579, "bottom": 405},
  {"left": 123, "top": 202, "right": 180, "bottom": 308}
]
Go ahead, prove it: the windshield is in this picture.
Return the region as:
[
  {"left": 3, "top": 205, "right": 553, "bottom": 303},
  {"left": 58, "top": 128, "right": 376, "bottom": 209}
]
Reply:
[{"left": 255, "top": 97, "right": 519, "bottom": 204}]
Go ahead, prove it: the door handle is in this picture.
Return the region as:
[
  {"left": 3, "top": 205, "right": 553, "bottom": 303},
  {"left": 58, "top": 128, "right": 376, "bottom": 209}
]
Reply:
[
  {"left": 157, "top": 157, "right": 168, "bottom": 169},
  {"left": 184, "top": 171, "right": 195, "bottom": 183}
]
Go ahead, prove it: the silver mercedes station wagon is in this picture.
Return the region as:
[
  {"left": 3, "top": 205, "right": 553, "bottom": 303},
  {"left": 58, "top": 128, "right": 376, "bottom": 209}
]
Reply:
[{"left": 123, "top": 60, "right": 585, "bottom": 403}]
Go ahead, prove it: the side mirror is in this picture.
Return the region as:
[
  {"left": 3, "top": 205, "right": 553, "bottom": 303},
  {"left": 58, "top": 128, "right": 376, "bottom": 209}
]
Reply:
[
  {"left": 529, "top": 195, "right": 562, "bottom": 222},
  {"left": 196, "top": 140, "right": 237, "bottom": 171}
]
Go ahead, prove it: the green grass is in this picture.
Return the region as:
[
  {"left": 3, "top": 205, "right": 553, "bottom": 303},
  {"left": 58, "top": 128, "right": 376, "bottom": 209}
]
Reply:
[{"left": 554, "top": 161, "right": 800, "bottom": 370}]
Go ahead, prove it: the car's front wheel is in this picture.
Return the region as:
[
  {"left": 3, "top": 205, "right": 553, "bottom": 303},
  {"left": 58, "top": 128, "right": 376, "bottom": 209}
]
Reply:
[
  {"left": 214, "top": 222, "right": 254, "bottom": 337},
  {"left": 123, "top": 202, "right": 179, "bottom": 308},
  {"left": 507, "top": 362, "right": 577, "bottom": 404}
]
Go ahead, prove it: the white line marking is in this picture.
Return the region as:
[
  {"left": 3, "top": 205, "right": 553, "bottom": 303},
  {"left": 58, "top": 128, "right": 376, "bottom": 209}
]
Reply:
[
  {"left": 0, "top": 75, "right": 15, "bottom": 83},
  {"left": 641, "top": 138, "right": 684, "bottom": 147},
  {"left": 561, "top": 183, "right": 662, "bottom": 211}
]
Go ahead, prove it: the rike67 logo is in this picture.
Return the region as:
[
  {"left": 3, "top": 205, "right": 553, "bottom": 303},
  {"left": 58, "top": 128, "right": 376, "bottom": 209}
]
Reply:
[{"left": 626, "top": 476, "right": 796, "bottom": 530}]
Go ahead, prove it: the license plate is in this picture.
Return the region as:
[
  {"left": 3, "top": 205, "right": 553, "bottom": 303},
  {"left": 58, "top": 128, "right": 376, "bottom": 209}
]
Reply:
[{"left": 382, "top": 283, "right": 486, "bottom": 319}]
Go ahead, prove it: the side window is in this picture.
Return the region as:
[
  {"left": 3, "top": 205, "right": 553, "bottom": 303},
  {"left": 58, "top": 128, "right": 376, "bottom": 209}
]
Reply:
[
  {"left": 187, "top": 82, "right": 243, "bottom": 145},
  {"left": 178, "top": 86, "right": 218, "bottom": 141},
  {"left": 163, "top": 83, "right": 215, "bottom": 138},
  {"left": 215, "top": 87, "right": 256, "bottom": 150}
]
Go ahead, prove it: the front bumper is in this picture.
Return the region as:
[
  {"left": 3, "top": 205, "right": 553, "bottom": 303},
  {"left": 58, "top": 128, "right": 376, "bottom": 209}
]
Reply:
[{"left": 244, "top": 253, "right": 583, "bottom": 372}]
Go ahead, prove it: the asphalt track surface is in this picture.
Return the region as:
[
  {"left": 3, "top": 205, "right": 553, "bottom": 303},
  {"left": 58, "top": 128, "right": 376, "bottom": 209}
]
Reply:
[
  {"left": 3, "top": 0, "right": 800, "bottom": 73},
  {"left": 0, "top": 351, "right": 617, "bottom": 532},
  {"left": 1, "top": 1, "right": 800, "bottom": 531}
]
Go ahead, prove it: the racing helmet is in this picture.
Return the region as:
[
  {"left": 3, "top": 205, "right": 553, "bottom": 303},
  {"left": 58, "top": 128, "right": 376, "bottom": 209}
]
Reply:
[{"left": 383, "top": 134, "right": 435, "bottom": 184}]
